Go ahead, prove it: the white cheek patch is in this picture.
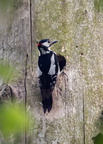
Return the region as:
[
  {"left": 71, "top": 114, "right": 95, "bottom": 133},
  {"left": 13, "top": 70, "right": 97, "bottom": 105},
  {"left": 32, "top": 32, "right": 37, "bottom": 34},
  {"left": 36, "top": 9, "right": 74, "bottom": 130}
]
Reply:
[
  {"left": 42, "top": 42, "right": 50, "bottom": 47},
  {"left": 40, "top": 48, "right": 50, "bottom": 54},
  {"left": 48, "top": 54, "right": 56, "bottom": 75}
]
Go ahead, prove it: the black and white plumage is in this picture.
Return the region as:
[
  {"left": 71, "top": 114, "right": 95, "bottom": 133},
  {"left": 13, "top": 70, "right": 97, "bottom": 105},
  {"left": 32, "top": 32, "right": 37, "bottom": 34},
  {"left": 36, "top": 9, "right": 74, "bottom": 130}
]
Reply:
[{"left": 37, "top": 39, "right": 66, "bottom": 113}]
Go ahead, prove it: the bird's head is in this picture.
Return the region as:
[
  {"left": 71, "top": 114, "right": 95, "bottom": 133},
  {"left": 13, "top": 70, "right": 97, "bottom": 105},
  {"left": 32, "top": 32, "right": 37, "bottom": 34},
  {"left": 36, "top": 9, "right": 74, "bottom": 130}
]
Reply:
[{"left": 37, "top": 39, "right": 58, "bottom": 54}]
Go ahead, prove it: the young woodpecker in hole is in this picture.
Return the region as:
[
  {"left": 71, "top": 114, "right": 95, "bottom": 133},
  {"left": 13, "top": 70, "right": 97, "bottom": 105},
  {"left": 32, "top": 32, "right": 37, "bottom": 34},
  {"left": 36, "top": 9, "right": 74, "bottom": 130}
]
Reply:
[{"left": 37, "top": 39, "right": 66, "bottom": 113}]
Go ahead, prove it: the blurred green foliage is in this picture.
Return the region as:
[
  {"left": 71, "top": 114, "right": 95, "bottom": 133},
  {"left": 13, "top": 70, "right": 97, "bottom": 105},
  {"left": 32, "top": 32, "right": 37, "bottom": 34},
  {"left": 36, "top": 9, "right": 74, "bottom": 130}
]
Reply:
[
  {"left": 0, "top": 61, "right": 19, "bottom": 83},
  {"left": 92, "top": 133, "right": 103, "bottom": 144},
  {"left": 0, "top": 61, "right": 33, "bottom": 138},
  {"left": 94, "top": 0, "right": 103, "bottom": 12},
  {"left": 0, "top": 103, "right": 31, "bottom": 137}
]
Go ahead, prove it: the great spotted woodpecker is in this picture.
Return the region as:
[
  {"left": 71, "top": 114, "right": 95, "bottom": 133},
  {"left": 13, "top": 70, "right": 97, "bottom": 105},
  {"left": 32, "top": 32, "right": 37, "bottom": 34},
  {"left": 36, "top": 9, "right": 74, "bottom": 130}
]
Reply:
[{"left": 37, "top": 39, "right": 66, "bottom": 113}]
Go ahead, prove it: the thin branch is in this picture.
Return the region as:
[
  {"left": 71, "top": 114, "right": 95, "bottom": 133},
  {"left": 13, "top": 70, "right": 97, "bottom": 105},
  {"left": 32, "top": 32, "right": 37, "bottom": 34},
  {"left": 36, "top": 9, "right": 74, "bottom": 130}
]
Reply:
[
  {"left": 24, "top": 54, "right": 28, "bottom": 144},
  {"left": 83, "top": 92, "right": 85, "bottom": 144},
  {"left": 30, "top": 0, "right": 33, "bottom": 71}
]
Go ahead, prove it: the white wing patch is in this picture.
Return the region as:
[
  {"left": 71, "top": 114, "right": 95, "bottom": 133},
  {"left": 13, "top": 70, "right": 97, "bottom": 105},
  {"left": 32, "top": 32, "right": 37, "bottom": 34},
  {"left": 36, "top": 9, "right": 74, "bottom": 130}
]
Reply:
[
  {"left": 38, "top": 67, "right": 42, "bottom": 77},
  {"left": 48, "top": 54, "right": 56, "bottom": 75}
]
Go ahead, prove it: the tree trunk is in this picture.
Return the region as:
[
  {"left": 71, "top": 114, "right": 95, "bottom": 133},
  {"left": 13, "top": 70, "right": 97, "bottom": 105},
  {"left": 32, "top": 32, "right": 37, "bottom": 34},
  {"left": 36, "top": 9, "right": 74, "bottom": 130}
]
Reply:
[{"left": 0, "top": 0, "right": 103, "bottom": 144}]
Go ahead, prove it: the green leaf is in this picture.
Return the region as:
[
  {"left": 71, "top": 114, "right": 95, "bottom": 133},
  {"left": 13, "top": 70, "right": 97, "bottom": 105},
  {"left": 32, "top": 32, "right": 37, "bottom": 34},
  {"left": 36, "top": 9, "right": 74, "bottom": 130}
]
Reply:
[{"left": 92, "top": 133, "right": 103, "bottom": 144}]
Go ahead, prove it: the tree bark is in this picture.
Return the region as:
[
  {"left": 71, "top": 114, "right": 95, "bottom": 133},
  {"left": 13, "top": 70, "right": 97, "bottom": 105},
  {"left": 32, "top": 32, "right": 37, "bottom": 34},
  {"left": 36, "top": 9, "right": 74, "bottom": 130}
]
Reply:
[{"left": 0, "top": 0, "right": 103, "bottom": 144}]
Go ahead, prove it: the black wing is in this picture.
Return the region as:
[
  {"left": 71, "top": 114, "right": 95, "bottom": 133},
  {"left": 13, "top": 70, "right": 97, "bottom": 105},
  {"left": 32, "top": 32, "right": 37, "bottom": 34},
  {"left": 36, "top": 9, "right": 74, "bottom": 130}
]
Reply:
[{"left": 57, "top": 54, "right": 66, "bottom": 71}]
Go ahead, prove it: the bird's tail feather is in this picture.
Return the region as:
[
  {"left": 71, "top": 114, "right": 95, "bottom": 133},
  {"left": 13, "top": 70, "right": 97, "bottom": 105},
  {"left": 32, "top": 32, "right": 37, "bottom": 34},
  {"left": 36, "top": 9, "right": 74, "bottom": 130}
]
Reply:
[{"left": 42, "top": 95, "right": 53, "bottom": 113}]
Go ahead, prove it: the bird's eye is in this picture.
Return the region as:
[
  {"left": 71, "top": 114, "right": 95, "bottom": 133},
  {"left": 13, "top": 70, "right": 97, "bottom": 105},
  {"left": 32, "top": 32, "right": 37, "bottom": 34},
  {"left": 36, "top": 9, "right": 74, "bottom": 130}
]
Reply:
[{"left": 47, "top": 40, "right": 50, "bottom": 43}]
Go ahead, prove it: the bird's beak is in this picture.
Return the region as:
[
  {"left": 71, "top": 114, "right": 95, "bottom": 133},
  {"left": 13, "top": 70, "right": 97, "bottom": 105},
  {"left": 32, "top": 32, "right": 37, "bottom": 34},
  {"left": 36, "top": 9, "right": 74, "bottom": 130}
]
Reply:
[{"left": 50, "top": 41, "right": 58, "bottom": 47}]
